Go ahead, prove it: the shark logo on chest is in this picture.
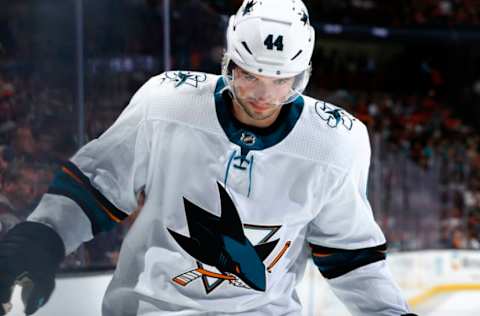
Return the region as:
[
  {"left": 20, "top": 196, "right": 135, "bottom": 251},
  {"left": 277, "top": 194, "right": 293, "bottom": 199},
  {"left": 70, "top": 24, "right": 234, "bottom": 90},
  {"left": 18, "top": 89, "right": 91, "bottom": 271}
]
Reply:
[{"left": 168, "top": 183, "right": 290, "bottom": 293}]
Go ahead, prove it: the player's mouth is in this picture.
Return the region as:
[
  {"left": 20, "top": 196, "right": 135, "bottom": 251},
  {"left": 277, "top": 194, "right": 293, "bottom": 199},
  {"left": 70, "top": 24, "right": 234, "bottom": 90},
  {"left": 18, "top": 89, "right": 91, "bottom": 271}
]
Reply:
[{"left": 249, "top": 101, "right": 272, "bottom": 112}]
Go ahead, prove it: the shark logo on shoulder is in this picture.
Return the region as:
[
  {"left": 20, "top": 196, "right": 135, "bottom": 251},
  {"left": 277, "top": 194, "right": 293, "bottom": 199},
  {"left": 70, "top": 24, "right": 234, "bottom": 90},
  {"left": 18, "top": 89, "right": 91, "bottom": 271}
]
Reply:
[
  {"left": 160, "top": 71, "right": 207, "bottom": 88},
  {"left": 167, "top": 182, "right": 283, "bottom": 293},
  {"left": 242, "top": 0, "right": 257, "bottom": 16},
  {"left": 315, "top": 101, "right": 356, "bottom": 131}
]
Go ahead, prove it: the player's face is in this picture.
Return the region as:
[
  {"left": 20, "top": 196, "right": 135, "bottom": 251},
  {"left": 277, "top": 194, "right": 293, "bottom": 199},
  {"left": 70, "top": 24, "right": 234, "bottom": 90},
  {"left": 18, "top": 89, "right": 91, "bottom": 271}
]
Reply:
[{"left": 231, "top": 67, "right": 295, "bottom": 124}]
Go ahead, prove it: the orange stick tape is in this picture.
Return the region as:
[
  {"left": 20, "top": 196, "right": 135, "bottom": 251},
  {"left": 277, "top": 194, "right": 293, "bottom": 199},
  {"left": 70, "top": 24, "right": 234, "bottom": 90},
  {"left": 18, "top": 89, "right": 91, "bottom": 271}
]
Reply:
[
  {"left": 195, "top": 268, "right": 236, "bottom": 280},
  {"left": 267, "top": 241, "right": 291, "bottom": 273}
]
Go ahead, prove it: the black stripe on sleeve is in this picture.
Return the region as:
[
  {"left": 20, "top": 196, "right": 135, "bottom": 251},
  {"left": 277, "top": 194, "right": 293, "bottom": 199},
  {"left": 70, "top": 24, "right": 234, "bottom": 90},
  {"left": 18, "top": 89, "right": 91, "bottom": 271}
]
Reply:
[
  {"left": 310, "top": 243, "right": 387, "bottom": 279},
  {"left": 62, "top": 161, "right": 129, "bottom": 222},
  {"left": 47, "top": 161, "right": 129, "bottom": 234}
]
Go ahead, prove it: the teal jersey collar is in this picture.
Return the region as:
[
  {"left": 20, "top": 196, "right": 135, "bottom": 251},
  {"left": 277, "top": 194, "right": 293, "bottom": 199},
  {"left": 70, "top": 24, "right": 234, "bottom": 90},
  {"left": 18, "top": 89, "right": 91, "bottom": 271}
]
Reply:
[{"left": 214, "top": 77, "right": 304, "bottom": 151}]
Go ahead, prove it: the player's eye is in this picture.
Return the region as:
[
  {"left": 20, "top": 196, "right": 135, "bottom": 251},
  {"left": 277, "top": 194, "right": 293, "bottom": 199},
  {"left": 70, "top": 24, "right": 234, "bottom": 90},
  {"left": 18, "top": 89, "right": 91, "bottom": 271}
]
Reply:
[
  {"left": 238, "top": 69, "right": 256, "bottom": 81},
  {"left": 274, "top": 78, "right": 290, "bottom": 85}
]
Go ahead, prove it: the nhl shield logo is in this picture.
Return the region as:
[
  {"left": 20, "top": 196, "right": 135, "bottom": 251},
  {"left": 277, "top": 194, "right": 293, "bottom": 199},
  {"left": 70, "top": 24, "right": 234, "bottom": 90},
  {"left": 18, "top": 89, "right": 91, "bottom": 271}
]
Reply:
[{"left": 240, "top": 132, "right": 256, "bottom": 146}]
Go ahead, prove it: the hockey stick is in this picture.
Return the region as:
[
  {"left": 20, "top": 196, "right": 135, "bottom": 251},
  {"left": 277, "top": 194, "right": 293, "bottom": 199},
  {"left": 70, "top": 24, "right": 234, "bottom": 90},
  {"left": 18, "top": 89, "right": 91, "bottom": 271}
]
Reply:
[
  {"left": 172, "top": 240, "right": 292, "bottom": 286},
  {"left": 172, "top": 268, "right": 235, "bottom": 287},
  {"left": 267, "top": 241, "right": 291, "bottom": 273}
]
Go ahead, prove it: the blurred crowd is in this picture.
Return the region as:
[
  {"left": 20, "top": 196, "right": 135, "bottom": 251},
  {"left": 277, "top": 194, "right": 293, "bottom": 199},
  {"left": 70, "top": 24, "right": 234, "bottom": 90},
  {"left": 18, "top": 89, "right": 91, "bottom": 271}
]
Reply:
[
  {"left": 317, "top": 88, "right": 480, "bottom": 250},
  {"left": 309, "top": 39, "right": 480, "bottom": 250},
  {"left": 0, "top": 74, "right": 74, "bottom": 230},
  {"left": 1, "top": 0, "right": 480, "bottom": 271},
  {"left": 308, "top": 0, "right": 480, "bottom": 27},
  {"left": 0, "top": 0, "right": 226, "bottom": 72}
]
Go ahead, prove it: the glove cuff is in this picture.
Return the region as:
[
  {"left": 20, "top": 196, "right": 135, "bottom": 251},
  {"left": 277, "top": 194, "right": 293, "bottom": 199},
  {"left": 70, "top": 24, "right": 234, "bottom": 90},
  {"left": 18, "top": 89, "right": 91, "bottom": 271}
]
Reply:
[{"left": 2, "top": 221, "right": 66, "bottom": 278}]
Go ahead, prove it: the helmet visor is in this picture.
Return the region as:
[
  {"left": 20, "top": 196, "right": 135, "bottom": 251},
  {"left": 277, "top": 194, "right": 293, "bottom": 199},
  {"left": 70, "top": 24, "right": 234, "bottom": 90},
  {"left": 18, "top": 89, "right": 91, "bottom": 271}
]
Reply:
[{"left": 222, "top": 57, "right": 310, "bottom": 107}]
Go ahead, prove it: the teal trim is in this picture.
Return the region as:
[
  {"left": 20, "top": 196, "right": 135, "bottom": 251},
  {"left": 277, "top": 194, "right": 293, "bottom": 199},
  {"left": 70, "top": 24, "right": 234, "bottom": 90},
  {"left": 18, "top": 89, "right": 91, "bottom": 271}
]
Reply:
[
  {"left": 224, "top": 150, "right": 237, "bottom": 188},
  {"left": 216, "top": 77, "right": 302, "bottom": 198},
  {"left": 223, "top": 149, "right": 254, "bottom": 198},
  {"left": 214, "top": 77, "right": 304, "bottom": 152},
  {"left": 247, "top": 155, "right": 254, "bottom": 197},
  {"left": 62, "top": 162, "right": 128, "bottom": 221},
  {"left": 48, "top": 165, "right": 127, "bottom": 235}
]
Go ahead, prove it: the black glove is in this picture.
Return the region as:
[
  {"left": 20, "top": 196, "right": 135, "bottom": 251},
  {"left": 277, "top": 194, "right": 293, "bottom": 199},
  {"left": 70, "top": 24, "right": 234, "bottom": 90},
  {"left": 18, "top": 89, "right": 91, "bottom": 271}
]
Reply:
[{"left": 0, "top": 222, "right": 65, "bottom": 315}]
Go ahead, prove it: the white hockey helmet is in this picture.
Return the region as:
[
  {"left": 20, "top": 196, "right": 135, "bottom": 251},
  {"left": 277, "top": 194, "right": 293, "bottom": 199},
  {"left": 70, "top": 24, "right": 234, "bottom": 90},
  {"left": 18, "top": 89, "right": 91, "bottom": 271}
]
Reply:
[{"left": 223, "top": 0, "right": 315, "bottom": 104}]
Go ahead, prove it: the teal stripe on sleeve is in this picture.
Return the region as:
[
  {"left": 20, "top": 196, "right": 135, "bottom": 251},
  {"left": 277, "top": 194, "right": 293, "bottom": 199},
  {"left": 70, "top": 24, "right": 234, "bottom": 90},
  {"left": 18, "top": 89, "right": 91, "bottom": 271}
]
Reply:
[{"left": 47, "top": 162, "right": 129, "bottom": 235}]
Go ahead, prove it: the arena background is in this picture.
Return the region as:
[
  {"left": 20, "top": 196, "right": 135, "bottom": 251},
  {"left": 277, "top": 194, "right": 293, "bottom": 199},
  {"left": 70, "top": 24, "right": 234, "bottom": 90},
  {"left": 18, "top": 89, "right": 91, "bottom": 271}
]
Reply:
[{"left": 1, "top": 0, "right": 480, "bottom": 315}]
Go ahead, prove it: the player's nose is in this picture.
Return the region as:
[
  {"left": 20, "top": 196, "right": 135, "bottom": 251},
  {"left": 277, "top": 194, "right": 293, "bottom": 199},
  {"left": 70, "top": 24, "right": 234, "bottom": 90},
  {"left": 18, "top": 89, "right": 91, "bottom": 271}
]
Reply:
[{"left": 252, "top": 87, "right": 273, "bottom": 102}]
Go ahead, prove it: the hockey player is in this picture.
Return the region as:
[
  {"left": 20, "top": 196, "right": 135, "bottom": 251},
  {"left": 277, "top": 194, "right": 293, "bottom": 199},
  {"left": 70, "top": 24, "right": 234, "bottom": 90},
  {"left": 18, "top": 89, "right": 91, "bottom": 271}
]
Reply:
[{"left": 0, "top": 0, "right": 417, "bottom": 315}]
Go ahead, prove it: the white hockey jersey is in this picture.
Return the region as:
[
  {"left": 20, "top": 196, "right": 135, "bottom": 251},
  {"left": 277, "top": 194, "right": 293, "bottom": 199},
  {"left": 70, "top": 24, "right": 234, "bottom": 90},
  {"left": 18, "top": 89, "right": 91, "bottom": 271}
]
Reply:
[{"left": 28, "top": 71, "right": 410, "bottom": 315}]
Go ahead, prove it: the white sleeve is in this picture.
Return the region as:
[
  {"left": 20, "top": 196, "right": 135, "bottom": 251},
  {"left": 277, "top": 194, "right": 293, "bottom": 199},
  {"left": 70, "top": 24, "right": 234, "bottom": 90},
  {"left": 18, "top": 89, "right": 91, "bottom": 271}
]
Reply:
[
  {"left": 307, "top": 124, "right": 385, "bottom": 249},
  {"left": 28, "top": 77, "right": 156, "bottom": 254},
  {"left": 328, "top": 261, "right": 411, "bottom": 316},
  {"left": 306, "top": 125, "right": 412, "bottom": 315}
]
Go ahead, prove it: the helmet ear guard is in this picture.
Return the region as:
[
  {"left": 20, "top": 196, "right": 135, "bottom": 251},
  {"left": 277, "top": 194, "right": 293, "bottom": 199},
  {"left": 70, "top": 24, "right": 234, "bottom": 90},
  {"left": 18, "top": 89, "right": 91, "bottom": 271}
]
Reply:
[{"left": 223, "top": 0, "right": 315, "bottom": 105}]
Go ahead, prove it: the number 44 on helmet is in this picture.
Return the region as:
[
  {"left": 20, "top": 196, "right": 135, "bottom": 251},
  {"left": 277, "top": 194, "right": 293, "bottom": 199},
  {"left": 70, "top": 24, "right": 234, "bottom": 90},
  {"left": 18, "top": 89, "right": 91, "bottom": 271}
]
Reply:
[{"left": 223, "top": 0, "right": 315, "bottom": 106}]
